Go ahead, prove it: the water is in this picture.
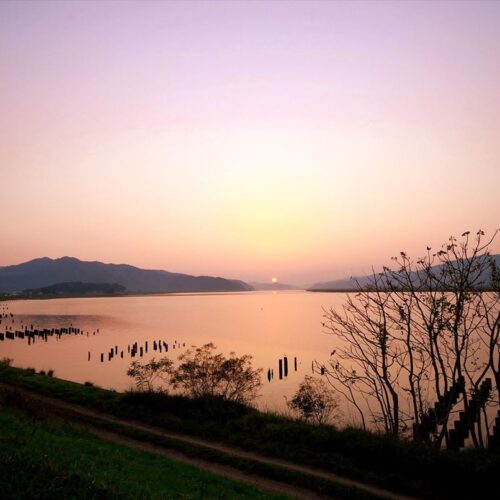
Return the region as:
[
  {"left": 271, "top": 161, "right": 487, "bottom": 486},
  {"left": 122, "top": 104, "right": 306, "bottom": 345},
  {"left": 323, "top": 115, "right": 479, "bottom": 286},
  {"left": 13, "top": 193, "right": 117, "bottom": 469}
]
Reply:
[{"left": 0, "top": 291, "right": 345, "bottom": 412}]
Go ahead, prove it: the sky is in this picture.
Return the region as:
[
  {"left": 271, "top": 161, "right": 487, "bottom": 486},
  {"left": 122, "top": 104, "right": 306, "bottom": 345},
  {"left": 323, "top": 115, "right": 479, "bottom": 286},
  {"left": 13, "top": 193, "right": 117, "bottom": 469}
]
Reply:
[{"left": 1, "top": 0, "right": 499, "bottom": 285}]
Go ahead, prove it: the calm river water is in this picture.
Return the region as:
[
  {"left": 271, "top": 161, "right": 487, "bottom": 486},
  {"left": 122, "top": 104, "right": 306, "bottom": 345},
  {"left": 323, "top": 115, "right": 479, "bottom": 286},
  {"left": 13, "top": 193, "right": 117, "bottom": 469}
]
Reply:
[{"left": 0, "top": 291, "right": 346, "bottom": 413}]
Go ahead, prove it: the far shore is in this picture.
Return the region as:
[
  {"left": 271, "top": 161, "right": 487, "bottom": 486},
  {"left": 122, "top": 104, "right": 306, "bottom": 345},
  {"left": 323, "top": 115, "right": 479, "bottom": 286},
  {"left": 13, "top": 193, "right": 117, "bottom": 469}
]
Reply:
[
  {"left": 5, "top": 286, "right": 497, "bottom": 301},
  {"left": 0, "top": 288, "right": 309, "bottom": 302}
]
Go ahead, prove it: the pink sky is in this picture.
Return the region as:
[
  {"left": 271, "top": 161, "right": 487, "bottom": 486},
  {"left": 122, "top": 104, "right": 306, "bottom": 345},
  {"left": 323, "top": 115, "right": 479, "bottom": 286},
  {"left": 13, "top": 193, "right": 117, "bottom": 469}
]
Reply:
[{"left": 1, "top": 0, "right": 499, "bottom": 285}]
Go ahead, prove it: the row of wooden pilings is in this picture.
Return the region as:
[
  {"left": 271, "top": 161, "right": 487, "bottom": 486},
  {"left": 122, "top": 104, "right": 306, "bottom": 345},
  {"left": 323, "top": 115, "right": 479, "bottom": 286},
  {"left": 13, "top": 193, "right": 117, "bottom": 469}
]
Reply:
[
  {"left": 267, "top": 355, "right": 299, "bottom": 382},
  {"left": 412, "top": 376, "right": 465, "bottom": 442},
  {"left": 488, "top": 411, "right": 500, "bottom": 451},
  {"left": 94, "top": 339, "right": 185, "bottom": 363},
  {"left": 449, "top": 378, "right": 493, "bottom": 450},
  {"left": 0, "top": 326, "right": 91, "bottom": 343},
  {"left": 412, "top": 376, "right": 500, "bottom": 450}
]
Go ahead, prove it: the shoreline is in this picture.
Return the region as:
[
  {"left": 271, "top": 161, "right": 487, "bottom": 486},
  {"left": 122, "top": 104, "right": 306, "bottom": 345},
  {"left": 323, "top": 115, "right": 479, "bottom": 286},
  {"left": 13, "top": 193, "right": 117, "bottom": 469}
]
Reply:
[{"left": 0, "top": 289, "right": 308, "bottom": 302}]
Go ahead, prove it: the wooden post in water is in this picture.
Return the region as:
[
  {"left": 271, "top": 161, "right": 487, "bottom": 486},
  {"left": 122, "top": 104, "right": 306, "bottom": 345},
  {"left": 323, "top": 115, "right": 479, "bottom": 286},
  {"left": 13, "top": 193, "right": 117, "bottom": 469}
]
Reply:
[
  {"left": 294, "top": 357, "right": 297, "bottom": 371},
  {"left": 284, "top": 356, "right": 288, "bottom": 377},
  {"left": 279, "top": 359, "right": 283, "bottom": 380}
]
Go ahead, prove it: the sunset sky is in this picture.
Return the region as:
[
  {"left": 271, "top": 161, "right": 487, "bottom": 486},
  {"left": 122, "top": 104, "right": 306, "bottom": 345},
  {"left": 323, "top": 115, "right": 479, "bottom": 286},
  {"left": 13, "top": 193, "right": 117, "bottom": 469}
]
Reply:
[{"left": 1, "top": 0, "right": 499, "bottom": 285}]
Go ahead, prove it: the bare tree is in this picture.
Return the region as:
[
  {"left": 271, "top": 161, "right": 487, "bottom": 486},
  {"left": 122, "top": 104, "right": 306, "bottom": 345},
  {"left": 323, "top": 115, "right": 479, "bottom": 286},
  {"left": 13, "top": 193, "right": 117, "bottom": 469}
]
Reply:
[
  {"left": 322, "top": 276, "right": 403, "bottom": 435},
  {"left": 322, "top": 230, "right": 500, "bottom": 447}
]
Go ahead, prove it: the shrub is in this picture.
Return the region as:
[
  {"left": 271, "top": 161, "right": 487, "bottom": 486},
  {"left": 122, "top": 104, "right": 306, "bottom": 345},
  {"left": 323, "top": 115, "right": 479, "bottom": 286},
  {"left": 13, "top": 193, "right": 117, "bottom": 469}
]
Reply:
[
  {"left": 170, "top": 343, "right": 262, "bottom": 404},
  {"left": 126, "top": 344, "right": 262, "bottom": 404},
  {"left": 288, "top": 376, "right": 340, "bottom": 425},
  {"left": 126, "top": 357, "right": 173, "bottom": 392},
  {"left": 0, "top": 357, "right": 13, "bottom": 367}
]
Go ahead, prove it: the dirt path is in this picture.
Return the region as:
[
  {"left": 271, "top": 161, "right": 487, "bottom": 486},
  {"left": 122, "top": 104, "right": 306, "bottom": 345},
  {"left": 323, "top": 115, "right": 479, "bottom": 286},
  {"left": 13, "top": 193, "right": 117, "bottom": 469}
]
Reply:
[
  {"left": 85, "top": 425, "right": 324, "bottom": 500},
  {"left": 0, "top": 382, "right": 417, "bottom": 500}
]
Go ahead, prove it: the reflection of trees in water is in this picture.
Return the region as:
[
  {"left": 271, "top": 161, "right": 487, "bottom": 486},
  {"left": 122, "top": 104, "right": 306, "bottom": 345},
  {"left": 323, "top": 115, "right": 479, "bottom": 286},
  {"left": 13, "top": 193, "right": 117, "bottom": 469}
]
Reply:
[
  {"left": 320, "top": 230, "right": 500, "bottom": 449},
  {"left": 14, "top": 314, "right": 99, "bottom": 324},
  {"left": 9, "top": 314, "right": 118, "bottom": 333}
]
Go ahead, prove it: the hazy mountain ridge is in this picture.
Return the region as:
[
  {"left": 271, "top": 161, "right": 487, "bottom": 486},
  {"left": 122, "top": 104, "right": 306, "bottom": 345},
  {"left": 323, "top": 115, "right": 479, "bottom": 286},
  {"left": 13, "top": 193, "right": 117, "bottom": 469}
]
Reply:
[
  {"left": 310, "top": 255, "right": 500, "bottom": 291},
  {"left": 249, "top": 281, "right": 299, "bottom": 291},
  {"left": 0, "top": 257, "right": 253, "bottom": 293}
]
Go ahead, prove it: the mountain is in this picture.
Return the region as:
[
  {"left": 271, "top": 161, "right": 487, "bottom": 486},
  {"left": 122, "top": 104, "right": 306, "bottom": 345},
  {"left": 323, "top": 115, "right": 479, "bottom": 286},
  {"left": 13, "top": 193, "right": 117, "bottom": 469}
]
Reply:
[
  {"left": 0, "top": 257, "right": 253, "bottom": 294},
  {"left": 308, "top": 275, "right": 373, "bottom": 291},
  {"left": 249, "top": 281, "right": 299, "bottom": 291},
  {"left": 309, "top": 255, "right": 500, "bottom": 291}
]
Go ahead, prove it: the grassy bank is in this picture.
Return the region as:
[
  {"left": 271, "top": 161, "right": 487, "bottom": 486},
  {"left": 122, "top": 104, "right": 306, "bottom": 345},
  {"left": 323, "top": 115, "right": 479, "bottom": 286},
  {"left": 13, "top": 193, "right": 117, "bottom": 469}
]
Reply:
[
  {"left": 1, "top": 363, "right": 499, "bottom": 498},
  {"left": 0, "top": 401, "right": 284, "bottom": 499}
]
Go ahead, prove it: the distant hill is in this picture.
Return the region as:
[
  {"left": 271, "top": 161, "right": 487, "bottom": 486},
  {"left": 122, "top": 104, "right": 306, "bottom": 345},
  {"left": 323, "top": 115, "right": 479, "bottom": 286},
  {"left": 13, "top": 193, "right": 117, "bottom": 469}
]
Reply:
[
  {"left": 23, "top": 281, "right": 126, "bottom": 296},
  {"left": 0, "top": 257, "right": 253, "bottom": 294},
  {"left": 308, "top": 275, "right": 372, "bottom": 291},
  {"left": 309, "top": 255, "right": 500, "bottom": 291},
  {"left": 249, "top": 281, "right": 299, "bottom": 291}
]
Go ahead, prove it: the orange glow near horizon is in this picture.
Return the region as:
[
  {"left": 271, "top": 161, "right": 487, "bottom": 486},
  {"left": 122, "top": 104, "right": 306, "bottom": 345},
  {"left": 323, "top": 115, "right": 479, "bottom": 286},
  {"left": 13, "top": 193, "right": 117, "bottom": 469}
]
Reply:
[{"left": 1, "top": 1, "right": 499, "bottom": 285}]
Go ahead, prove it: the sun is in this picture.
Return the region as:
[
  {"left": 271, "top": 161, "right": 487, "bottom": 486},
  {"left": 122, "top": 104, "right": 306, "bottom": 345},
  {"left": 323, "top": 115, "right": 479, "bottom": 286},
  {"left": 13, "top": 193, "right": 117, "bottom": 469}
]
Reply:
[{"left": 271, "top": 277, "right": 278, "bottom": 284}]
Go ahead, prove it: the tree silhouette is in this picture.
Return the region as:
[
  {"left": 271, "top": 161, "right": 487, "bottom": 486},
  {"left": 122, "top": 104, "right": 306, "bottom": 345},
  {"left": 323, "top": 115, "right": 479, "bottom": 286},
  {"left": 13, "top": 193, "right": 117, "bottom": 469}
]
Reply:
[{"left": 322, "top": 230, "right": 500, "bottom": 447}]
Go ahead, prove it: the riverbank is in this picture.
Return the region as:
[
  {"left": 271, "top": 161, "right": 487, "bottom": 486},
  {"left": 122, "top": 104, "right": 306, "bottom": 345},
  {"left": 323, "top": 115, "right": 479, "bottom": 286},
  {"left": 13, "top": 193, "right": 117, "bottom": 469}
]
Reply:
[
  {"left": 0, "top": 403, "right": 283, "bottom": 499},
  {"left": 1, "top": 362, "right": 499, "bottom": 498}
]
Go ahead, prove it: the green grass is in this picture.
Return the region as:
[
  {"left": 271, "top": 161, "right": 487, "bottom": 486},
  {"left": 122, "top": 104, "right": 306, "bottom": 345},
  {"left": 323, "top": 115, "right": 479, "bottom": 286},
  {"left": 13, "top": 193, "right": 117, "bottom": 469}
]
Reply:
[
  {"left": 2, "top": 363, "right": 500, "bottom": 498},
  {"left": 0, "top": 403, "right": 285, "bottom": 499}
]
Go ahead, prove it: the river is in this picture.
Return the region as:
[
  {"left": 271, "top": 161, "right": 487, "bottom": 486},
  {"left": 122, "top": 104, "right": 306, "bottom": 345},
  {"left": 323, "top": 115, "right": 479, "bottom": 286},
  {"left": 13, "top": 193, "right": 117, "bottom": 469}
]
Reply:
[{"left": 0, "top": 291, "right": 345, "bottom": 414}]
